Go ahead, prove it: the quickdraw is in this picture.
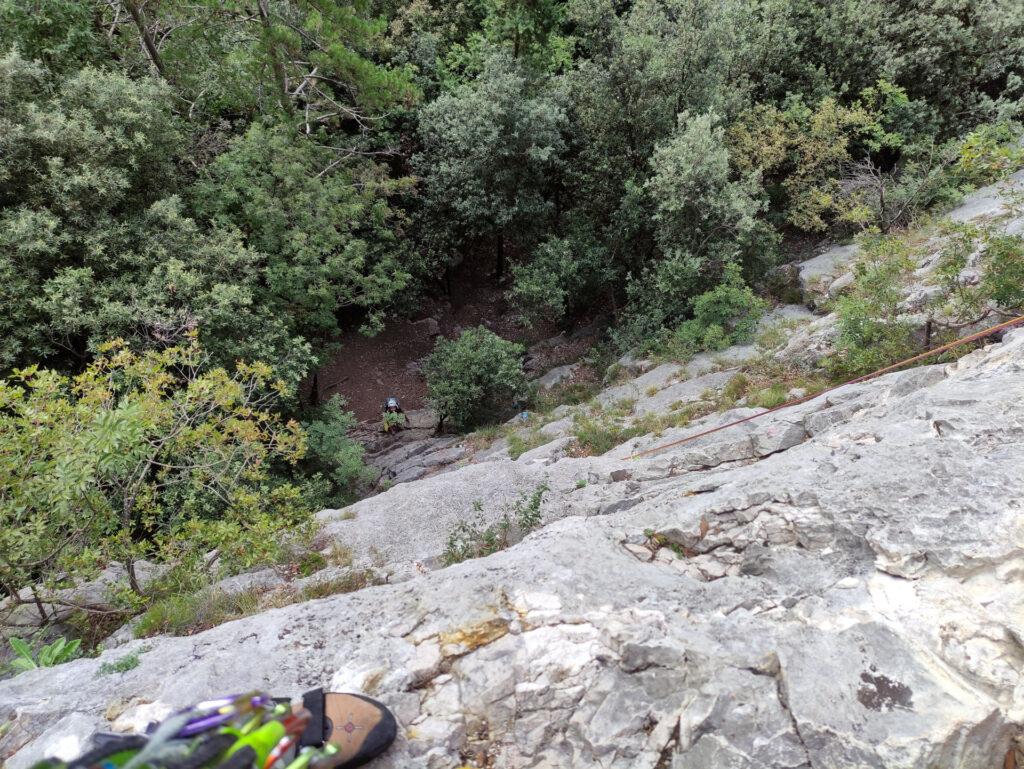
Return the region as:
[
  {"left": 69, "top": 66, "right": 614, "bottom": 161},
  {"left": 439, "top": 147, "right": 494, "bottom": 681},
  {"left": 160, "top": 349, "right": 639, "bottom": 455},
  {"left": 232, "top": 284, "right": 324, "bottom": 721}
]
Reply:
[{"left": 33, "top": 693, "right": 339, "bottom": 769}]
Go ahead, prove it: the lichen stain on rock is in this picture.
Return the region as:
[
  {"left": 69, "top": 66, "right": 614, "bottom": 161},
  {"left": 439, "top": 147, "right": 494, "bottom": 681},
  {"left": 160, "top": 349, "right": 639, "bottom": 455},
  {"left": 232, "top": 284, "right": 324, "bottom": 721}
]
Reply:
[{"left": 857, "top": 670, "right": 914, "bottom": 712}]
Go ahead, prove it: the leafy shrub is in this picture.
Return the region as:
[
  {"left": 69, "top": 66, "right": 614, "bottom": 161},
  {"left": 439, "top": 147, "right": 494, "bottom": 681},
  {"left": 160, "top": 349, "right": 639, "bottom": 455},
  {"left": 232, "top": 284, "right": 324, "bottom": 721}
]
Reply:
[
  {"left": 729, "top": 93, "right": 880, "bottom": 232},
  {"left": 511, "top": 231, "right": 613, "bottom": 324},
  {"left": 0, "top": 338, "right": 313, "bottom": 623},
  {"left": 512, "top": 484, "right": 548, "bottom": 532},
  {"left": 8, "top": 636, "right": 81, "bottom": 673},
  {"left": 650, "top": 264, "right": 768, "bottom": 360},
  {"left": 381, "top": 410, "right": 407, "bottom": 432},
  {"left": 827, "top": 233, "right": 918, "bottom": 377},
  {"left": 933, "top": 223, "right": 987, "bottom": 322},
  {"left": 981, "top": 234, "right": 1024, "bottom": 312},
  {"left": 302, "top": 396, "right": 376, "bottom": 506},
  {"left": 424, "top": 327, "right": 528, "bottom": 431},
  {"left": 837, "top": 121, "right": 1024, "bottom": 234},
  {"left": 952, "top": 122, "right": 1024, "bottom": 188},
  {"left": 933, "top": 224, "right": 1024, "bottom": 322}
]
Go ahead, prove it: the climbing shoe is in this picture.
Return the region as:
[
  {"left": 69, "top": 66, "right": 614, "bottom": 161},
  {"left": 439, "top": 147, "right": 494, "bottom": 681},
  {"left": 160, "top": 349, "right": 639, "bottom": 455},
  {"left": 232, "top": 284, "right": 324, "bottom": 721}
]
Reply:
[{"left": 298, "top": 689, "right": 396, "bottom": 769}]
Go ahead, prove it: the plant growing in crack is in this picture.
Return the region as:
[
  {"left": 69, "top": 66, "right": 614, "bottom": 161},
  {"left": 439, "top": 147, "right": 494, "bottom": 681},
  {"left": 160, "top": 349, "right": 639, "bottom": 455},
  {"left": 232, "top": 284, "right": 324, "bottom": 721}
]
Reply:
[{"left": 442, "top": 484, "right": 549, "bottom": 566}]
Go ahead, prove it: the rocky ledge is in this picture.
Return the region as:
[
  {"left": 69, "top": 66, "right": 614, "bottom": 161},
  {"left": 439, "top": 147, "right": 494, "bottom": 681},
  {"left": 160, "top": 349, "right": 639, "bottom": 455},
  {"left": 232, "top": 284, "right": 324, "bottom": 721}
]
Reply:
[{"left": 2, "top": 322, "right": 1023, "bottom": 768}]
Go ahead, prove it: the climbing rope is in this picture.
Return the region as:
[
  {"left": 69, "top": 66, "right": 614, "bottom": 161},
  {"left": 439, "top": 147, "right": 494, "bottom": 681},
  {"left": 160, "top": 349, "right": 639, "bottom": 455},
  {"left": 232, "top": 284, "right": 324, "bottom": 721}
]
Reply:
[{"left": 629, "top": 313, "right": 1024, "bottom": 460}]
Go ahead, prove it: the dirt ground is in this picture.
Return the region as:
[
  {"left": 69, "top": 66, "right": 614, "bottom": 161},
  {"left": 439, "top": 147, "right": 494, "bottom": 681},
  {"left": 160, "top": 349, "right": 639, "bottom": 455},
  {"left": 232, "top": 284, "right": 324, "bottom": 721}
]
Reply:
[{"left": 313, "top": 282, "right": 568, "bottom": 422}]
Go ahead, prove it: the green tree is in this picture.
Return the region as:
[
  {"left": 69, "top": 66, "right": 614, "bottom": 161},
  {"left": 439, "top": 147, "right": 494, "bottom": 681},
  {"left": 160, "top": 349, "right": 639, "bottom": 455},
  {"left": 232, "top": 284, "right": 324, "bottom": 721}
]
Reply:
[
  {"left": 424, "top": 327, "right": 528, "bottom": 431},
  {"left": 92, "top": 0, "right": 416, "bottom": 122},
  {"left": 777, "top": 1, "right": 1024, "bottom": 138},
  {"left": 616, "top": 112, "right": 773, "bottom": 344},
  {"left": 0, "top": 0, "right": 108, "bottom": 73},
  {"left": 301, "top": 395, "right": 376, "bottom": 505},
  {"left": 510, "top": 228, "right": 613, "bottom": 323},
  {"left": 413, "top": 51, "right": 565, "bottom": 280},
  {"left": 547, "top": 0, "right": 789, "bottom": 319},
  {"left": 0, "top": 339, "right": 311, "bottom": 623},
  {"left": 729, "top": 95, "right": 879, "bottom": 232},
  {"left": 194, "top": 122, "right": 414, "bottom": 341}
]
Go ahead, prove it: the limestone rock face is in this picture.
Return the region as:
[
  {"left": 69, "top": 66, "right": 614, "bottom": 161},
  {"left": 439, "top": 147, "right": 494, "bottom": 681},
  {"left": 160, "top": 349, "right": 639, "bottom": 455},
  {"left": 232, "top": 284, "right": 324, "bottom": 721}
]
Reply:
[{"left": 3, "top": 325, "right": 1024, "bottom": 769}]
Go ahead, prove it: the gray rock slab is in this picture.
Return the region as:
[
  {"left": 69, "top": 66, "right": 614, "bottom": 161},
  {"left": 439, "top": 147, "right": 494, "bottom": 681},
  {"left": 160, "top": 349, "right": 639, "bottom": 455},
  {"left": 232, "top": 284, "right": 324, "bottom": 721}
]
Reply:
[
  {"left": 632, "top": 369, "right": 737, "bottom": 416},
  {"left": 798, "top": 243, "right": 860, "bottom": 288},
  {"left": 536, "top": 364, "right": 578, "bottom": 390},
  {"left": 598, "top": 363, "right": 685, "bottom": 407},
  {"left": 5, "top": 337, "right": 1024, "bottom": 767},
  {"left": 948, "top": 168, "right": 1024, "bottom": 224}
]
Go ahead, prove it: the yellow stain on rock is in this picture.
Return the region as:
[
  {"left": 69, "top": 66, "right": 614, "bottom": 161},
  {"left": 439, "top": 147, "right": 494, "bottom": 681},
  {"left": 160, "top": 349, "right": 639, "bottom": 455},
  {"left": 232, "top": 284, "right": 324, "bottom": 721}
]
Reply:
[{"left": 438, "top": 616, "right": 510, "bottom": 657}]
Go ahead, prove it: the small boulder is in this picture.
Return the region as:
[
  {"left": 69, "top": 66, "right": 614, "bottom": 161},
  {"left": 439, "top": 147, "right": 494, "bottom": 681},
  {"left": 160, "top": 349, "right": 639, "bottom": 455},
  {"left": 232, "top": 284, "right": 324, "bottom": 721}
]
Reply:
[
  {"left": 537, "top": 364, "right": 578, "bottom": 390},
  {"left": 412, "top": 317, "right": 442, "bottom": 337},
  {"left": 828, "top": 272, "right": 855, "bottom": 297}
]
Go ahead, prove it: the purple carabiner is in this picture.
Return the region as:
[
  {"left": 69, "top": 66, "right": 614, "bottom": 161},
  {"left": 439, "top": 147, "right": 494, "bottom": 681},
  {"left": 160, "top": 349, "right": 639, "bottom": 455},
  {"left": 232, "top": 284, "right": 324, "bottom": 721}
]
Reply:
[{"left": 175, "top": 693, "right": 274, "bottom": 738}]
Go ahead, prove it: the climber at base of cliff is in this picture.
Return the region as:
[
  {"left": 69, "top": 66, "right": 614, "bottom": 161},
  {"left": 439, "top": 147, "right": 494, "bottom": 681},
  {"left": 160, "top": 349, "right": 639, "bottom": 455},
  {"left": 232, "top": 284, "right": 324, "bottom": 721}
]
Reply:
[
  {"left": 27, "top": 689, "right": 396, "bottom": 769},
  {"left": 381, "top": 396, "right": 410, "bottom": 433}
]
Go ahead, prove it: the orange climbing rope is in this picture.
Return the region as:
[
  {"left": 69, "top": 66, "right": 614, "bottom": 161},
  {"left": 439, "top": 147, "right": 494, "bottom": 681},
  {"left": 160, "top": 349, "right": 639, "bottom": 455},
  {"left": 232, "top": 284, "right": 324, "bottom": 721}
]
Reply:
[{"left": 629, "top": 313, "right": 1024, "bottom": 460}]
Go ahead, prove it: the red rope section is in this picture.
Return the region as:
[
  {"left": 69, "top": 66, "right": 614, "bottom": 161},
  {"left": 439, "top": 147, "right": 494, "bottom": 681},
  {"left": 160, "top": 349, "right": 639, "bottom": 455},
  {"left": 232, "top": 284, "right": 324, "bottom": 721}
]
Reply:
[{"left": 629, "top": 313, "right": 1024, "bottom": 460}]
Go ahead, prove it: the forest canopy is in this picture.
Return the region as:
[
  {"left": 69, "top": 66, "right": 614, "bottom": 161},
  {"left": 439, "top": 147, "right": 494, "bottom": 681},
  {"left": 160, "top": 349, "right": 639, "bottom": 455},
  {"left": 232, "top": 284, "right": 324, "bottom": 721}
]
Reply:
[{"left": 0, "top": 0, "right": 1021, "bottom": 377}]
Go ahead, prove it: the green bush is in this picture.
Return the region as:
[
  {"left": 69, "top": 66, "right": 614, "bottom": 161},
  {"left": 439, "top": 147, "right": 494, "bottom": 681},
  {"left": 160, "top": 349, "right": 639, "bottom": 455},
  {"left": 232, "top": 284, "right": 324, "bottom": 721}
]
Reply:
[
  {"left": 827, "top": 232, "right": 918, "bottom": 377},
  {"left": 932, "top": 224, "right": 1024, "bottom": 322},
  {"left": 952, "top": 122, "right": 1024, "bottom": 188},
  {"left": 302, "top": 396, "right": 376, "bottom": 506},
  {"left": 982, "top": 234, "right": 1024, "bottom": 312},
  {"left": 424, "top": 327, "right": 528, "bottom": 431},
  {"left": 0, "top": 338, "right": 313, "bottom": 624},
  {"left": 650, "top": 264, "right": 768, "bottom": 360}
]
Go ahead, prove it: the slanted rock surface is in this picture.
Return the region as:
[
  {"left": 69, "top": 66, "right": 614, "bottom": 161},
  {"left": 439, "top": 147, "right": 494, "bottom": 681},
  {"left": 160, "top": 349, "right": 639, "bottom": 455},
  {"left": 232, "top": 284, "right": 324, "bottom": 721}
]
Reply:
[
  {"left": 3, "top": 326, "right": 1024, "bottom": 769},
  {"left": 5, "top": 171, "right": 1024, "bottom": 769}
]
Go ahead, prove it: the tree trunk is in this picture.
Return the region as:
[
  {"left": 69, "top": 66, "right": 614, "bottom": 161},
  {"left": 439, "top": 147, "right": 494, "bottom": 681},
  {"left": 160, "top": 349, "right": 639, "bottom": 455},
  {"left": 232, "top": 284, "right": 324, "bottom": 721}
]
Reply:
[
  {"left": 495, "top": 235, "right": 505, "bottom": 281},
  {"left": 124, "top": 0, "right": 168, "bottom": 79},
  {"left": 126, "top": 558, "right": 143, "bottom": 596},
  {"left": 878, "top": 176, "right": 888, "bottom": 233},
  {"left": 257, "top": 0, "right": 293, "bottom": 114},
  {"left": 30, "top": 587, "right": 50, "bottom": 624},
  {"left": 309, "top": 371, "right": 321, "bottom": 406}
]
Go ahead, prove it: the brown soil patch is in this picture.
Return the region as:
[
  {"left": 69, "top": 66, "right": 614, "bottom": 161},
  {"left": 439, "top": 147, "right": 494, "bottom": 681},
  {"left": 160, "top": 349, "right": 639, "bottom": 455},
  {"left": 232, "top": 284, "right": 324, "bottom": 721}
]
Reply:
[{"left": 313, "top": 283, "right": 565, "bottom": 422}]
